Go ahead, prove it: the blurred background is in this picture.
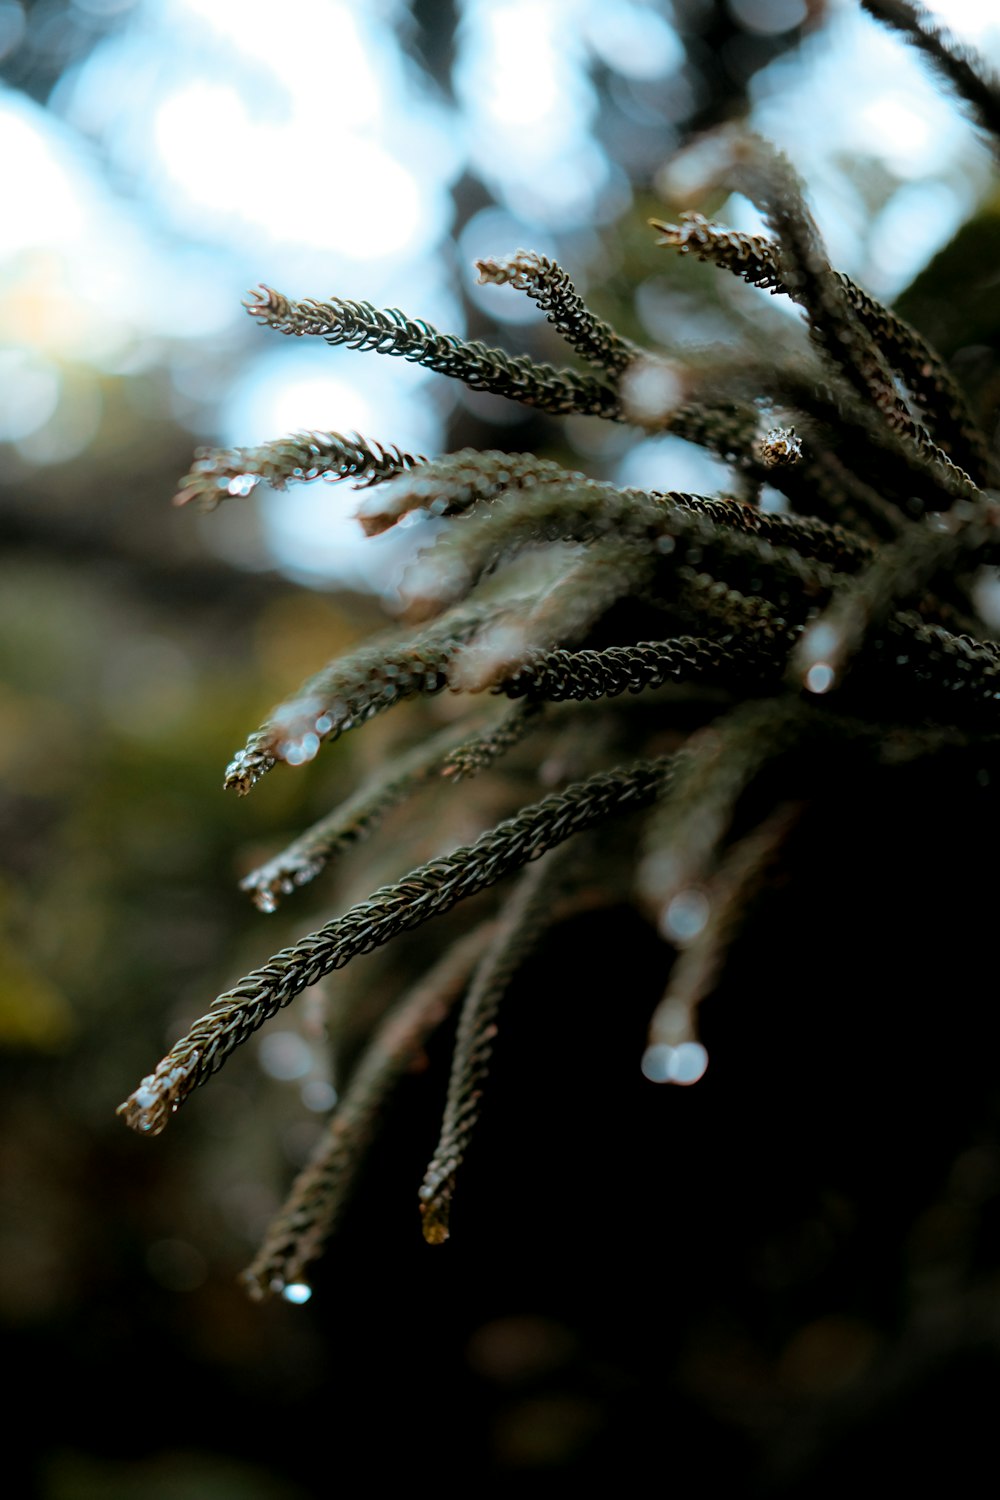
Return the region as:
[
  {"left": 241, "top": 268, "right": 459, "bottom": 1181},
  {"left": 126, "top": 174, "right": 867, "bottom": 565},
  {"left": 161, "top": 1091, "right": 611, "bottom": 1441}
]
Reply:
[{"left": 5, "top": 0, "right": 1000, "bottom": 1492}]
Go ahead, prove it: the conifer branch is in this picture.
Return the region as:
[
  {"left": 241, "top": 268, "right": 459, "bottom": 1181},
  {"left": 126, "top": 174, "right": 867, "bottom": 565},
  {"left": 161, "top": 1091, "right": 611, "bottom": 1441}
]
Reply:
[
  {"left": 675, "top": 568, "right": 1000, "bottom": 718},
  {"left": 523, "top": 541, "right": 657, "bottom": 647},
  {"left": 127, "top": 20, "right": 1000, "bottom": 1283},
  {"left": 794, "top": 499, "right": 1000, "bottom": 692},
  {"left": 697, "top": 138, "right": 985, "bottom": 505},
  {"left": 401, "top": 481, "right": 858, "bottom": 619},
  {"left": 762, "top": 355, "right": 981, "bottom": 513},
  {"left": 646, "top": 801, "right": 802, "bottom": 1054},
  {"left": 355, "top": 449, "right": 580, "bottom": 537},
  {"left": 240, "top": 702, "right": 542, "bottom": 912},
  {"left": 419, "top": 846, "right": 570, "bottom": 1243},
  {"left": 242, "top": 921, "right": 497, "bottom": 1299},
  {"left": 118, "top": 754, "right": 675, "bottom": 1136},
  {"left": 722, "top": 135, "right": 900, "bottom": 422},
  {"left": 621, "top": 333, "right": 974, "bottom": 525},
  {"left": 497, "top": 636, "right": 785, "bottom": 704},
  {"left": 652, "top": 211, "right": 784, "bottom": 288},
  {"left": 863, "top": 615, "right": 1000, "bottom": 717},
  {"left": 799, "top": 448, "right": 906, "bottom": 542},
  {"left": 639, "top": 699, "right": 839, "bottom": 921},
  {"left": 475, "top": 250, "right": 639, "bottom": 376},
  {"left": 673, "top": 573, "right": 803, "bottom": 643},
  {"left": 657, "top": 399, "right": 765, "bottom": 470},
  {"left": 174, "top": 430, "right": 424, "bottom": 509},
  {"left": 439, "top": 700, "right": 542, "bottom": 781},
  {"left": 653, "top": 213, "right": 991, "bottom": 481},
  {"left": 448, "top": 540, "right": 657, "bottom": 691},
  {"left": 223, "top": 601, "right": 520, "bottom": 795},
  {"left": 239, "top": 716, "right": 492, "bottom": 911},
  {"left": 244, "top": 286, "right": 622, "bottom": 420}
]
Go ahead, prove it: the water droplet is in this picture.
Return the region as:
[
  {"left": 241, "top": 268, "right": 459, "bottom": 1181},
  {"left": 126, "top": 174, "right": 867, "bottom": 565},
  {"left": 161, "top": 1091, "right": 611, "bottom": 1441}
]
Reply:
[
  {"left": 641, "top": 1043, "right": 674, "bottom": 1082},
  {"left": 254, "top": 888, "right": 278, "bottom": 914},
  {"left": 641, "top": 1041, "right": 709, "bottom": 1086},
  {"left": 227, "top": 473, "right": 257, "bottom": 497},
  {"left": 281, "top": 1282, "right": 313, "bottom": 1305},
  {"left": 670, "top": 1041, "right": 709, "bottom": 1085},
  {"left": 282, "top": 732, "right": 321, "bottom": 765},
  {"left": 805, "top": 662, "right": 835, "bottom": 694},
  {"left": 661, "top": 889, "right": 710, "bottom": 943}
]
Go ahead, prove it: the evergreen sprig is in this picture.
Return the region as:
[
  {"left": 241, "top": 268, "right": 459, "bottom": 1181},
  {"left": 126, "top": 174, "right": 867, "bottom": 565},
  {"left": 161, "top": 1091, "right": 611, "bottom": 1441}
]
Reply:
[
  {"left": 175, "top": 430, "right": 424, "bottom": 509},
  {"left": 355, "top": 450, "right": 580, "bottom": 536},
  {"left": 238, "top": 710, "right": 532, "bottom": 913},
  {"left": 244, "top": 285, "right": 623, "bottom": 419},
  {"left": 653, "top": 213, "right": 990, "bottom": 480},
  {"left": 121, "top": 2, "right": 1000, "bottom": 1299},
  {"left": 119, "top": 756, "right": 674, "bottom": 1137},
  {"left": 241, "top": 921, "right": 497, "bottom": 1299},
  {"left": 475, "top": 250, "right": 638, "bottom": 376},
  {"left": 223, "top": 601, "right": 519, "bottom": 794},
  {"left": 419, "top": 846, "right": 570, "bottom": 1244}
]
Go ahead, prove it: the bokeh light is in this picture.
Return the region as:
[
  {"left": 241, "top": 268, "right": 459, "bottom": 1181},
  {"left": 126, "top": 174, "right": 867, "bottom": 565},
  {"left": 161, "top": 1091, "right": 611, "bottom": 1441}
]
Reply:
[{"left": 3, "top": 0, "right": 998, "bottom": 576}]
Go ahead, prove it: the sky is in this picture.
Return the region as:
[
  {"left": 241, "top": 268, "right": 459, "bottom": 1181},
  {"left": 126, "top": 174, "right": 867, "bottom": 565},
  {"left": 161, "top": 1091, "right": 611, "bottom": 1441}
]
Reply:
[{"left": 2, "top": 0, "right": 999, "bottom": 589}]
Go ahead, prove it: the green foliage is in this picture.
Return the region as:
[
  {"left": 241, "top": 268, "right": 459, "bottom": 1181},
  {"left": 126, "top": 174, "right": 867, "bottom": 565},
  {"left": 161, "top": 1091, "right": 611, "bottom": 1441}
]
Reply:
[{"left": 120, "top": 1, "right": 1000, "bottom": 1300}]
